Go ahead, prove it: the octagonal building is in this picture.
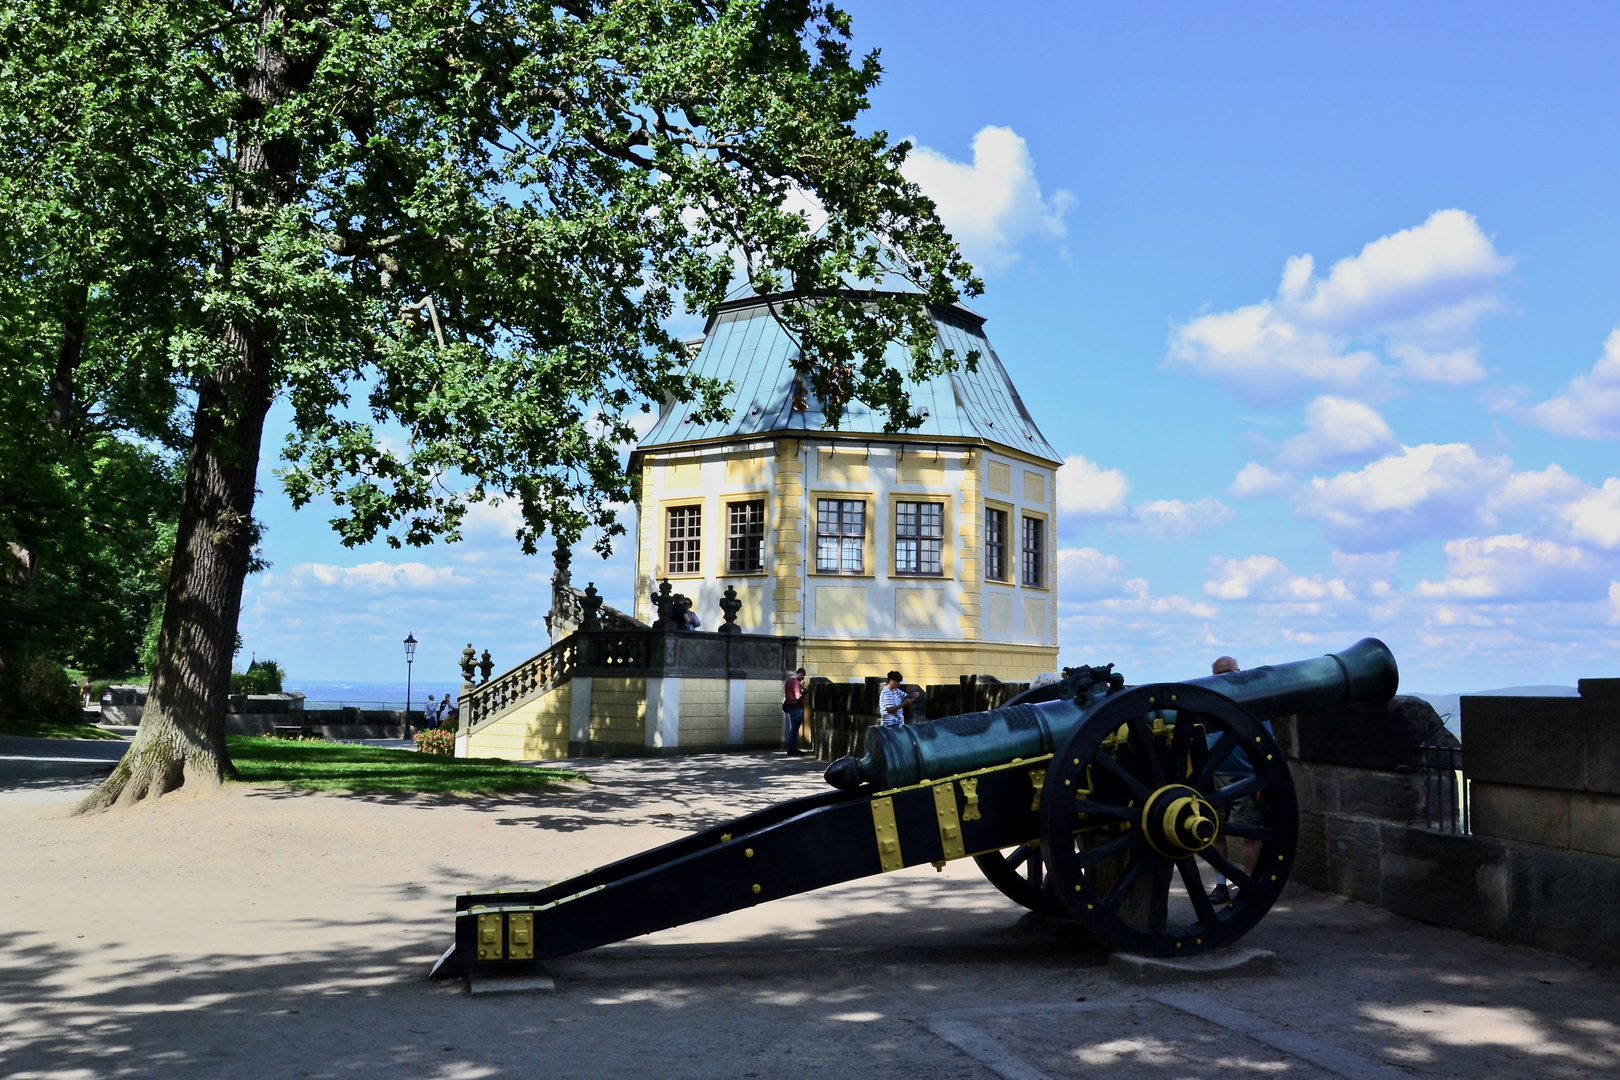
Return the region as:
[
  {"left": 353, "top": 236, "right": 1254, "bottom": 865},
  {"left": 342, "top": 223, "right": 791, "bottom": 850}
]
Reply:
[{"left": 630, "top": 289, "right": 1062, "bottom": 684}]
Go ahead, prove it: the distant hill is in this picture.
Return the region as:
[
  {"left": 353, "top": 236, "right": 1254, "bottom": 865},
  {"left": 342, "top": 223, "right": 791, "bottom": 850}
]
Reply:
[{"left": 1409, "top": 685, "right": 1578, "bottom": 736}]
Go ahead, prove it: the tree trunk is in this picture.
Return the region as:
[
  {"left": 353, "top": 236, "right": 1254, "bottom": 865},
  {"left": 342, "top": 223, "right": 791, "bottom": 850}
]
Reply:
[
  {"left": 47, "top": 284, "right": 87, "bottom": 435},
  {"left": 74, "top": 350, "right": 273, "bottom": 810},
  {"left": 75, "top": 2, "right": 309, "bottom": 812}
]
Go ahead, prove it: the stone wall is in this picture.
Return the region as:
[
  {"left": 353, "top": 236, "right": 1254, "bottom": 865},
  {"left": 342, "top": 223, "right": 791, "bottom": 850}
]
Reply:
[{"left": 1283, "top": 681, "right": 1620, "bottom": 967}]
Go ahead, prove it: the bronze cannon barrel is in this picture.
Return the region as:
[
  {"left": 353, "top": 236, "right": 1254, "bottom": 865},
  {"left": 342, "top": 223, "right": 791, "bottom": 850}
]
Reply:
[{"left": 823, "top": 637, "right": 1398, "bottom": 791}]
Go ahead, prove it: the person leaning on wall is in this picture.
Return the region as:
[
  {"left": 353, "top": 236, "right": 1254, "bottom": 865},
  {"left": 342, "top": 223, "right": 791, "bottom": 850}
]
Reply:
[{"left": 878, "top": 670, "right": 921, "bottom": 727}]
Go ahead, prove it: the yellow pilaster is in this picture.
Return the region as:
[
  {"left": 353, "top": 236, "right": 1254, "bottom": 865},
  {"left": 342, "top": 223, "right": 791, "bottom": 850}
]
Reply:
[
  {"left": 958, "top": 450, "right": 983, "bottom": 640},
  {"left": 771, "top": 439, "right": 803, "bottom": 637}
]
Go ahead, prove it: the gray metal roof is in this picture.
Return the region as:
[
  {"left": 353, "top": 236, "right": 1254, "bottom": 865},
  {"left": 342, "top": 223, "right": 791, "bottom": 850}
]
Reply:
[{"left": 635, "top": 295, "right": 1060, "bottom": 464}]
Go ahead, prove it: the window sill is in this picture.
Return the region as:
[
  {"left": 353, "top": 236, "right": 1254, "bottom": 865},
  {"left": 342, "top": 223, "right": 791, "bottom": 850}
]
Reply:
[{"left": 718, "top": 569, "right": 769, "bottom": 578}]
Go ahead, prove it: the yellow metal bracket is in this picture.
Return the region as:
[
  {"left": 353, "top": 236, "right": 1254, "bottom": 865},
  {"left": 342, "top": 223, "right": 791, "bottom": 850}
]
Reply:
[
  {"left": 933, "top": 781, "right": 966, "bottom": 862},
  {"left": 1029, "top": 767, "right": 1047, "bottom": 811},
  {"left": 871, "top": 796, "right": 903, "bottom": 873},
  {"left": 959, "top": 777, "right": 981, "bottom": 822},
  {"left": 476, "top": 912, "right": 504, "bottom": 961},
  {"left": 507, "top": 912, "right": 535, "bottom": 960}
]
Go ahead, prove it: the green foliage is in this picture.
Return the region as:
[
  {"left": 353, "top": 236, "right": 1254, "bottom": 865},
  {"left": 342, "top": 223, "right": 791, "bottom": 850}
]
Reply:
[
  {"left": 0, "top": 0, "right": 976, "bottom": 563},
  {"left": 414, "top": 727, "right": 455, "bottom": 756},
  {"left": 18, "top": 657, "right": 81, "bottom": 724},
  {"left": 230, "top": 659, "right": 286, "bottom": 695},
  {"left": 227, "top": 735, "right": 582, "bottom": 794}
]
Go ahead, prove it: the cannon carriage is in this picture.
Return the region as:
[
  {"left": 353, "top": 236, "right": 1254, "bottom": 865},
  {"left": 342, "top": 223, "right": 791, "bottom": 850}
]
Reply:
[{"left": 430, "top": 638, "right": 1398, "bottom": 977}]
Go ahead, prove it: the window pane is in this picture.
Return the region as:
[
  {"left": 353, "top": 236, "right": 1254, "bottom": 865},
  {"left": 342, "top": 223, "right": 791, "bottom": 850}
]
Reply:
[
  {"left": 896, "top": 501, "right": 944, "bottom": 576},
  {"left": 986, "top": 509, "right": 1007, "bottom": 582},
  {"left": 817, "top": 499, "right": 865, "bottom": 572},
  {"left": 667, "top": 506, "right": 701, "bottom": 575},
  {"left": 1021, "top": 516, "right": 1043, "bottom": 587},
  {"left": 727, "top": 500, "right": 764, "bottom": 573}
]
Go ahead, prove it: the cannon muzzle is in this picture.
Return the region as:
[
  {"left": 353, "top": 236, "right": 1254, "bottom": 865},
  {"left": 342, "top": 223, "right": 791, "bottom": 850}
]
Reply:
[{"left": 824, "top": 637, "right": 1398, "bottom": 790}]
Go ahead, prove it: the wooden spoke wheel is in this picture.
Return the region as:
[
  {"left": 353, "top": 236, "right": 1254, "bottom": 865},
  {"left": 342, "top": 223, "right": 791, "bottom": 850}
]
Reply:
[
  {"left": 1038, "top": 683, "right": 1297, "bottom": 957},
  {"left": 972, "top": 844, "right": 1070, "bottom": 919}
]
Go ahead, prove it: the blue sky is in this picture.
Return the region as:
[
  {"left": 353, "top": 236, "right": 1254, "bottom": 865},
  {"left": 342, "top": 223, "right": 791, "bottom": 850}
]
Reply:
[{"left": 241, "top": 2, "right": 1620, "bottom": 693}]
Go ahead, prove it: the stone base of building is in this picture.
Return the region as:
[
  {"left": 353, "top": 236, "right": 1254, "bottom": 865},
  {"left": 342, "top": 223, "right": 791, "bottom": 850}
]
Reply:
[{"left": 801, "top": 638, "right": 1059, "bottom": 685}]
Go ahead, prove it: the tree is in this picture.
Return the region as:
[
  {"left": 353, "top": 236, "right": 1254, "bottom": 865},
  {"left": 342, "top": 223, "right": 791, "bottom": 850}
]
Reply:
[
  {"left": 1, "top": 0, "right": 977, "bottom": 811},
  {"left": 0, "top": 4, "right": 192, "bottom": 711}
]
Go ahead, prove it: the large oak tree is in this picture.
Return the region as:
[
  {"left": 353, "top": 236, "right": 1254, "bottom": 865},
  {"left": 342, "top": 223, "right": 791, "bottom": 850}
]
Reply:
[{"left": 1, "top": 0, "right": 977, "bottom": 810}]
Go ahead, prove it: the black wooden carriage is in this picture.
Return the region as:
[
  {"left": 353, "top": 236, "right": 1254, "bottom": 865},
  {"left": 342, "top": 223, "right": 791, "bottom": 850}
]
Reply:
[{"left": 430, "top": 639, "right": 1397, "bottom": 976}]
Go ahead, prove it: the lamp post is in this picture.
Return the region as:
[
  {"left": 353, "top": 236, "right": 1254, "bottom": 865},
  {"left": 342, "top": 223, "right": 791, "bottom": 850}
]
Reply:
[{"left": 403, "top": 633, "right": 418, "bottom": 742}]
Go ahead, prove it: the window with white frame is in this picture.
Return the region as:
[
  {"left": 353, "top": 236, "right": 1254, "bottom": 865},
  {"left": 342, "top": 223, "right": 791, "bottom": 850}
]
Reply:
[
  {"left": 816, "top": 498, "right": 865, "bottom": 573},
  {"left": 666, "top": 505, "right": 702, "bottom": 574},
  {"left": 1021, "top": 515, "right": 1044, "bottom": 587},
  {"left": 726, "top": 499, "right": 765, "bottom": 573},
  {"left": 985, "top": 508, "right": 1008, "bottom": 582},
  {"left": 895, "top": 501, "right": 944, "bottom": 576}
]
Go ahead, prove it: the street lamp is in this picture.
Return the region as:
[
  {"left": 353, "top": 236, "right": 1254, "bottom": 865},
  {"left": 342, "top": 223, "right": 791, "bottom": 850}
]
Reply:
[{"left": 403, "top": 633, "right": 418, "bottom": 742}]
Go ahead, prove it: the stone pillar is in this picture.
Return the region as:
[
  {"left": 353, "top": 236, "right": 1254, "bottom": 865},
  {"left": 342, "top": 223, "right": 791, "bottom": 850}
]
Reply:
[
  {"left": 645, "top": 675, "right": 682, "bottom": 750},
  {"left": 569, "top": 676, "right": 593, "bottom": 755}
]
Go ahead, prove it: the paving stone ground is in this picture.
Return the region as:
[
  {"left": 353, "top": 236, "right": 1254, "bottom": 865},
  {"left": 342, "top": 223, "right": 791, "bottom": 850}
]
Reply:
[{"left": 1, "top": 747, "right": 1616, "bottom": 1079}]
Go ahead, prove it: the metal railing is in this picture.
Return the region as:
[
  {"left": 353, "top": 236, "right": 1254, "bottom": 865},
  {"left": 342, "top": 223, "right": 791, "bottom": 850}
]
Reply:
[{"left": 1419, "top": 722, "right": 1470, "bottom": 834}]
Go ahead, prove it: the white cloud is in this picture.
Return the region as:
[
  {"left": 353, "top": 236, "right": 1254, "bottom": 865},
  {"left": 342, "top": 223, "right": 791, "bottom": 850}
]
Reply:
[
  {"left": 1413, "top": 535, "right": 1611, "bottom": 601},
  {"left": 299, "top": 561, "right": 456, "bottom": 592},
  {"left": 1056, "top": 547, "right": 1129, "bottom": 601},
  {"left": 1166, "top": 210, "right": 1512, "bottom": 401},
  {"left": 1116, "top": 498, "right": 1235, "bottom": 542},
  {"left": 1203, "top": 554, "right": 1354, "bottom": 604},
  {"left": 903, "top": 126, "right": 1072, "bottom": 272},
  {"left": 1525, "top": 327, "right": 1620, "bottom": 439},
  {"left": 1564, "top": 479, "right": 1620, "bottom": 550},
  {"left": 1274, "top": 396, "right": 1398, "bottom": 471},
  {"left": 1229, "top": 462, "right": 1292, "bottom": 499},
  {"left": 1057, "top": 454, "right": 1131, "bottom": 519},
  {"left": 1294, "top": 442, "right": 1514, "bottom": 550}
]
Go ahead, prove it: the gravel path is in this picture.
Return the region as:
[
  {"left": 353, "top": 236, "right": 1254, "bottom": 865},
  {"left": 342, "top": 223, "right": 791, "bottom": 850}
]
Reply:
[{"left": 1, "top": 749, "right": 1615, "bottom": 1079}]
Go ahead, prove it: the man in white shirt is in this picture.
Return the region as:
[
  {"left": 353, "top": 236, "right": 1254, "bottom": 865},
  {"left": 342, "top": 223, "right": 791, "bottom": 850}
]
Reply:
[{"left": 878, "top": 670, "right": 919, "bottom": 727}]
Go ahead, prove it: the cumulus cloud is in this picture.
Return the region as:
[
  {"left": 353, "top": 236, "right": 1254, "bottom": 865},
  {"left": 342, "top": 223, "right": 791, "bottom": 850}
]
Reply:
[
  {"left": 1564, "top": 479, "right": 1620, "bottom": 549},
  {"left": 903, "top": 126, "right": 1072, "bottom": 272},
  {"left": 1274, "top": 396, "right": 1398, "bottom": 471},
  {"left": 1166, "top": 210, "right": 1513, "bottom": 402},
  {"left": 1413, "top": 535, "right": 1611, "bottom": 601},
  {"left": 1203, "top": 555, "right": 1354, "bottom": 605},
  {"left": 1115, "top": 498, "right": 1235, "bottom": 542},
  {"left": 1525, "top": 327, "right": 1620, "bottom": 439},
  {"left": 1294, "top": 442, "right": 1514, "bottom": 551},
  {"left": 1057, "top": 454, "right": 1131, "bottom": 519},
  {"left": 1229, "top": 462, "right": 1292, "bottom": 499}
]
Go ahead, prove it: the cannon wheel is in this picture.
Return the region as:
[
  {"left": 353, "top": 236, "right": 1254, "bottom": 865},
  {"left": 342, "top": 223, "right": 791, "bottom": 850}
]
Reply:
[
  {"left": 972, "top": 844, "right": 1071, "bottom": 919},
  {"left": 1039, "top": 683, "right": 1297, "bottom": 958}
]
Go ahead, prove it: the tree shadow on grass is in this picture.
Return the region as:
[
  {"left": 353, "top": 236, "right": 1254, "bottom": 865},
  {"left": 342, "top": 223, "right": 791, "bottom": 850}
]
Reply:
[{"left": 238, "top": 751, "right": 831, "bottom": 835}]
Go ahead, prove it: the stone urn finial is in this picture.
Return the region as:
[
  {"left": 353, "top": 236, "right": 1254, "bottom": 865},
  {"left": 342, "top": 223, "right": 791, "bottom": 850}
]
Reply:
[
  {"left": 581, "top": 582, "right": 603, "bottom": 631},
  {"left": 718, "top": 585, "right": 742, "bottom": 634},
  {"left": 652, "top": 579, "right": 675, "bottom": 630},
  {"left": 460, "top": 643, "right": 477, "bottom": 682},
  {"left": 477, "top": 649, "right": 494, "bottom": 684}
]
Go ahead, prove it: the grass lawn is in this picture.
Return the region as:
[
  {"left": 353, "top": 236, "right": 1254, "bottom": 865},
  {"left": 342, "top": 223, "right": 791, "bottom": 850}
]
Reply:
[
  {"left": 226, "top": 736, "right": 585, "bottom": 794},
  {"left": 0, "top": 717, "right": 125, "bottom": 740}
]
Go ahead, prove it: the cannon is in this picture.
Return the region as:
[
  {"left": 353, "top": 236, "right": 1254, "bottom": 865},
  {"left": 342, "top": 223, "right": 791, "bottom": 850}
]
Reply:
[{"left": 430, "top": 638, "right": 1397, "bottom": 977}]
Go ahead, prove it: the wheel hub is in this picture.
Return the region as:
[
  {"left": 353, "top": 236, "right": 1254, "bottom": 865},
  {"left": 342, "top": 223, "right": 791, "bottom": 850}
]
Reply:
[{"left": 1141, "top": 784, "right": 1218, "bottom": 858}]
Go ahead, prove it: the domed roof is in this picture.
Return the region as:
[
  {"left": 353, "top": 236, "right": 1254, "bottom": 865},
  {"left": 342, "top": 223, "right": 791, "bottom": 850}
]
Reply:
[{"left": 634, "top": 292, "right": 1059, "bottom": 464}]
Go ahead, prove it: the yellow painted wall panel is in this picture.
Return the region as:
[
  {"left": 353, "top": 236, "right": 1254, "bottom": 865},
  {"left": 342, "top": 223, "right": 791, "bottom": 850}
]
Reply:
[
  {"left": 895, "top": 587, "right": 950, "bottom": 630},
  {"left": 815, "top": 585, "right": 868, "bottom": 629},
  {"left": 988, "top": 460, "right": 1012, "bottom": 494}
]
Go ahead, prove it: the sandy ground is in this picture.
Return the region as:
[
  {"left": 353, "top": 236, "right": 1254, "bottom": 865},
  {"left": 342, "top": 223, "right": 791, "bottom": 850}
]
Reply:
[{"left": 2, "top": 745, "right": 1618, "bottom": 1079}]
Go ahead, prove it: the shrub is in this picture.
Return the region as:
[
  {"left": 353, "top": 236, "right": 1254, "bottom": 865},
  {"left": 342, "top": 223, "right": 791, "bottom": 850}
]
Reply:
[
  {"left": 231, "top": 659, "right": 285, "bottom": 695},
  {"left": 415, "top": 727, "right": 455, "bottom": 756},
  {"left": 20, "top": 659, "right": 83, "bottom": 724}
]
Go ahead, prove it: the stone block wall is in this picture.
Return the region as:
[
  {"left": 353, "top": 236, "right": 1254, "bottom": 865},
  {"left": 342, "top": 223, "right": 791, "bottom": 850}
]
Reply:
[{"left": 1283, "top": 681, "right": 1620, "bottom": 967}]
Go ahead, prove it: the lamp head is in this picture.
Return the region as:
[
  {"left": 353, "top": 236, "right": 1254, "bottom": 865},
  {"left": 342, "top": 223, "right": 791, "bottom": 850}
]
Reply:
[{"left": 403, "top": 633, "right": 418, "bottom": 660}]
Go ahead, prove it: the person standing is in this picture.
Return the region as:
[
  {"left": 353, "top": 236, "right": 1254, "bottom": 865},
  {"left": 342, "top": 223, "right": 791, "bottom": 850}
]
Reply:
[
  {"left": 878, "top": 670, "right": 920, "bottom": 727},
  {"left": 782, "top": 667, "right": 807, "bottom": 755}
]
